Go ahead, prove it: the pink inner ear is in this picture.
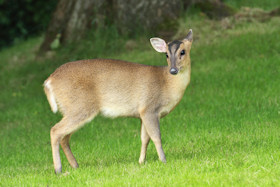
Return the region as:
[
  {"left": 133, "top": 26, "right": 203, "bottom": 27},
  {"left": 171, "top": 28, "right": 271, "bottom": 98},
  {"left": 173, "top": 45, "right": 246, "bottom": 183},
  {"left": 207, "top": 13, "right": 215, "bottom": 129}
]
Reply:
[
  {"left": 151, "top": 38, "right": 167, "bottom": 53},
  {"left": 158, "top": 43, "right": 166, "bottom": 52}
]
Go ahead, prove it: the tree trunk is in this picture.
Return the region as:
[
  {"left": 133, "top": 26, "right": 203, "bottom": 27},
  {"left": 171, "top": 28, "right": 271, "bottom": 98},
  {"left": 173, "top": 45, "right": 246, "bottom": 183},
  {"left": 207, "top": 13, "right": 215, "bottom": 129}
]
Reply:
[
  {"left": 114, "top": 0, "right": 182, "bottom": 35},
  {"left": 39, "top": 0, "right": 183, "bottom": 53},
  {"left": 39, "top": 0, "right": 96, "bottom": 53},
  {"left": 39, "top": 0, "right": 234, "bottom": 53}
]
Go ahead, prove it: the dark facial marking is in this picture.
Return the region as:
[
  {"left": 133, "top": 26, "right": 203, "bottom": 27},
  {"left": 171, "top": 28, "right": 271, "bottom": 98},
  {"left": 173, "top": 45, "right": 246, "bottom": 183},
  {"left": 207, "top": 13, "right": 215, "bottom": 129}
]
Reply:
[
  {"left": 168, "top": 40, "right": 183, "bottom": 54},
  {"left": 167, "top": 40, "right": 183, "bottom": 75}
]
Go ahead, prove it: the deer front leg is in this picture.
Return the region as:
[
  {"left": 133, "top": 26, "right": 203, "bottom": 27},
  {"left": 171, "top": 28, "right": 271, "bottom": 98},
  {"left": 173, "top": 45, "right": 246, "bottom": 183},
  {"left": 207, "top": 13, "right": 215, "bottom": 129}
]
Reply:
[
  {"left": 140, "top": 112, "right": 166, "bottom": 163},
  {"left": 139, "top": 122, "right": 150, "bottom": 164}
]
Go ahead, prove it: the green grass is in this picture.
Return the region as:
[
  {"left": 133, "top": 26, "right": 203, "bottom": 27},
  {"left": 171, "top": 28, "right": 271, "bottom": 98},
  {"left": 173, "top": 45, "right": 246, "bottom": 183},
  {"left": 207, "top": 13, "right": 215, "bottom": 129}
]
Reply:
[{"left": 1, "top": 10, "right": 280, "bottom": 186}]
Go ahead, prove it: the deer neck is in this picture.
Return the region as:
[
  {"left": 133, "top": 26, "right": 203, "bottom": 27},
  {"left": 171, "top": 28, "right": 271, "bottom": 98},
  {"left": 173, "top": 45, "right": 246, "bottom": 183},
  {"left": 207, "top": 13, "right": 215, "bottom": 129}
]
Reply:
[
  {"left": 167, "top": 63, "right": 191, "bottom": 93},
  {"left": 158, "top": 64, "right": 191, "bottom": 117}
]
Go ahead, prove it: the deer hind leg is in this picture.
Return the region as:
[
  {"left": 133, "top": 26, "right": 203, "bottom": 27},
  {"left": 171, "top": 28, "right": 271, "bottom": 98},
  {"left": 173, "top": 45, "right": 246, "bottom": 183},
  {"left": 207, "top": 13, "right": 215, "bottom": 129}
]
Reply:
[
  {"left": 139, "top": 122, "right": 150, "bottom": 164},
  {"left": 140, "top": 112, "right": 166, "bottom": 163},
  {"left": 50, "top": 112, "right": 97, "bottom": 174},
  {"left": 60, "top": 134, "right": 78, "bottom": 169}
]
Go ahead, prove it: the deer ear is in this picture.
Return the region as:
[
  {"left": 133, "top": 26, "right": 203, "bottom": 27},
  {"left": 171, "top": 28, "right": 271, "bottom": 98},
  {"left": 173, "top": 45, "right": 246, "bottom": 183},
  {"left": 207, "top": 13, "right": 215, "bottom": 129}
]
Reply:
[
  {"left": 184, "top": 29, "right": 193, "bottom": 42},
  {"left": 150, "top": 38, "right": 167, "bottom": 53}
]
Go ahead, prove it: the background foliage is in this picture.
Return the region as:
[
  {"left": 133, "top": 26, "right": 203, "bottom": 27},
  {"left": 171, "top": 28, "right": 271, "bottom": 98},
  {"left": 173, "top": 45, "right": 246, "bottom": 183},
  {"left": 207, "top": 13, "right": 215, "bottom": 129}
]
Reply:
[{"left": 0, "top": 0, "right": 57, "bottom": 49}]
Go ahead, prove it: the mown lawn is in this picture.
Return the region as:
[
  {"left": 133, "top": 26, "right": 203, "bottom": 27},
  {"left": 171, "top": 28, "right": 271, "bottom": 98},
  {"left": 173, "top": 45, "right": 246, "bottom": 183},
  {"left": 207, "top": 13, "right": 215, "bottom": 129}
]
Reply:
[{"left": 0, "top": 9, "right": 280, "bottom": 186}]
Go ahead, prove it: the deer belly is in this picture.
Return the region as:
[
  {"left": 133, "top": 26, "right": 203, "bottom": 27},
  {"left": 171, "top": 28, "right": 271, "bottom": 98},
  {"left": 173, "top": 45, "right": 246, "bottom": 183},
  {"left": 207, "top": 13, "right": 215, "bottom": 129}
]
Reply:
[
  {"left": 100, "top": 103, "right": 138, "bottom": 118},
  {"left": 99, "top": 87, "right": 140, "bottom": 118}
]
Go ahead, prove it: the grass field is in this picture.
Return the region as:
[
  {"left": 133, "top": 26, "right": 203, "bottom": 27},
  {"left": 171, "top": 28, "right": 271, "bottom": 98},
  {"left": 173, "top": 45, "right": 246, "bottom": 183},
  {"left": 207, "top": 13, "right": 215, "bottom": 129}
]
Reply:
[{"left": 1, "top": 4, "right": 280, "bottom": 186}]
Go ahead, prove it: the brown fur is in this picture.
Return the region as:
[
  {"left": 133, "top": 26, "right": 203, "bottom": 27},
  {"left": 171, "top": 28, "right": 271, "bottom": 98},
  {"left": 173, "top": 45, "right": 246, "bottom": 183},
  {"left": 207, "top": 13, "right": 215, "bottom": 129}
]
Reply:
[{"left": 44, "top": 32, "right": 193, "bottom": 174}]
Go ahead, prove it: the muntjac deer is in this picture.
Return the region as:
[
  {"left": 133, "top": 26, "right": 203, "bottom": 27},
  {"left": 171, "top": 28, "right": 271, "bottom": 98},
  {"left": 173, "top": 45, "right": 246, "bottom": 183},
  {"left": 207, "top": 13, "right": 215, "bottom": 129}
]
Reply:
[{"left": 44, "top": 29, "right": 193, "bottom": 174}]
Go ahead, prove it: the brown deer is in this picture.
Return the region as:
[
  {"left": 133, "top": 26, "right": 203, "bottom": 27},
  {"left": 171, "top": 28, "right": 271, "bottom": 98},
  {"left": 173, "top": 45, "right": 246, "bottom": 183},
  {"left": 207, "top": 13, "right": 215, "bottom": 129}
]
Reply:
[{"left": 44, "top": 29, "right": 193, "bottom": 174}]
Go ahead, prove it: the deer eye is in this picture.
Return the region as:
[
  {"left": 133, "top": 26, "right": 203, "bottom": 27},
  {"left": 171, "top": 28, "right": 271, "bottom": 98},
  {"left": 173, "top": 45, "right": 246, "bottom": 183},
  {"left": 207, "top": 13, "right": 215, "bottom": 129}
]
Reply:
[
  {"left": 166, "top": 53, "right": 169, "bottom": 58},
  {"left": 180, "top": 50, "right": 185, "bottom": 56}
]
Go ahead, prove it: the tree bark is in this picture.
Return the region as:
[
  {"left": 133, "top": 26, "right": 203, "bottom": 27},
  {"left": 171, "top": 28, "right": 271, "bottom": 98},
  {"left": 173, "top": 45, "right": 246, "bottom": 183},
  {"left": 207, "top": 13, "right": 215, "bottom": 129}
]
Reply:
[
  {"left": 114, "top": 0, "right": 182, "bottom": 34},
  {"left": 39, "top": 0, "right": 234, "bottom": 53},
  {"left": 39, "top": 0, "right": 95, "bottom": 53}
]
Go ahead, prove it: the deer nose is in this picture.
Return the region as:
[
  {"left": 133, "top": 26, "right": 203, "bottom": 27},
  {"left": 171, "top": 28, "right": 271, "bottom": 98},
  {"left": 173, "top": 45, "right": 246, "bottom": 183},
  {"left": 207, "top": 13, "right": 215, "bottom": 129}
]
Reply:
[{"left": 170, "top": 68, "right": 178, "bottom": 75}]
